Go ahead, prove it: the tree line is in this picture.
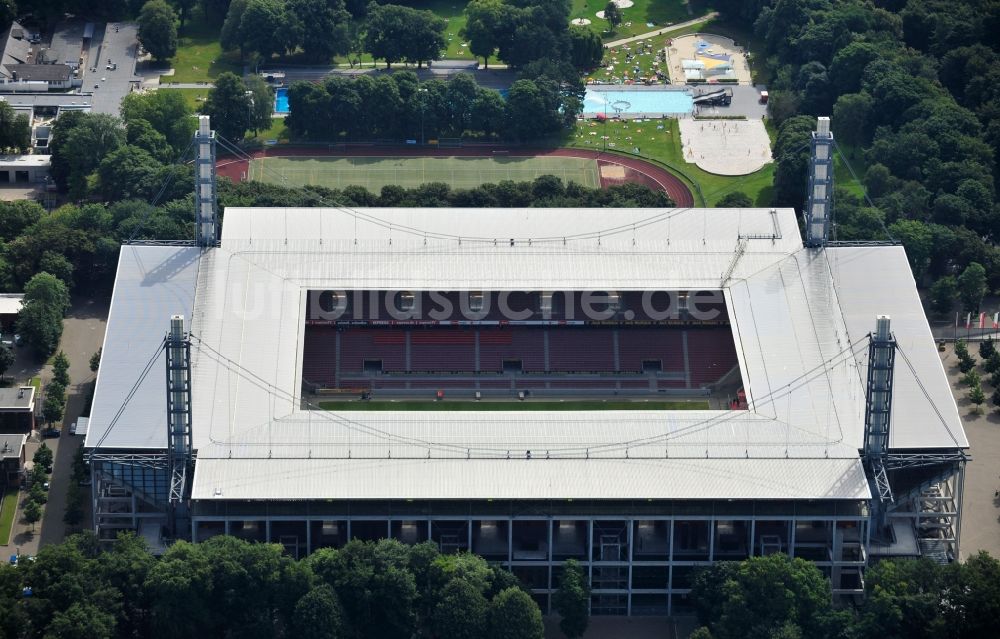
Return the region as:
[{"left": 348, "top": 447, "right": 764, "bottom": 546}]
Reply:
[
  {"left": 0, "top": 532, "right": 594, "bottom": 639},
  {"left": 285, "top": 72, "right": 579, "bottom": 142},
  {"left": 689, "top": 551, "right": 1000, "bottom": 639},
  {"left": 715, "top": 0, "right": 1000, "bottom": 306}
]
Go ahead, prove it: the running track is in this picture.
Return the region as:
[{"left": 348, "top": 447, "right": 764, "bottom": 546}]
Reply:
[{"left": 216, "top": 146, "right": 694, "bottom": 207}]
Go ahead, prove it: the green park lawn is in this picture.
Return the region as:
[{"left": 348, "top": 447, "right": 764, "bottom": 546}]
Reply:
[
  {"left": 0, "top": 488, "right": 18, "bottom": 545},
  {"left": 163, "top": 11, "right": 241, "bottom": 83},
  {"left": 572, "top": 0, "right": 708, "bottom": 41},
  {"left": 317, "top": 399, "right": 709, "bottom": 411},
  {"left": 567, "top": 117, "right": 775, "bottom": 206}
]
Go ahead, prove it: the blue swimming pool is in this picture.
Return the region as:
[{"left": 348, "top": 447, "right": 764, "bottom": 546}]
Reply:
[
  {"left": 275, "top": 87, "right": 289, "bottom": 114},
  {"left": 583, "top": 89, "right": 693, "bottom": 115}
]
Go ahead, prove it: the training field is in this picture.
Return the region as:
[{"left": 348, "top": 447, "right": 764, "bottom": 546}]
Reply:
[{"left": 248, "top": 155, "right": 602, "bottom": 191}]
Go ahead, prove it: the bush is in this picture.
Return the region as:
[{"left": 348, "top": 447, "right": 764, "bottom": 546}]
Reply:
[{"left": 64, "top": 485, "right": 84, "bottom": 527}]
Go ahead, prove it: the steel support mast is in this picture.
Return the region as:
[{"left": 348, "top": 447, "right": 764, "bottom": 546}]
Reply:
[{"left": 166, "top": 314, "right": 194, "bottom": 532}]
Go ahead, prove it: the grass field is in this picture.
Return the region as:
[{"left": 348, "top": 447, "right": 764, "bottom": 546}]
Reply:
[
  {"left": 572, "top": 0, "right": 708, "bottom": 41},
  {"left": 0, "top": 488, "right": 18, "bottom": 545},
  {"left": 163, "top": 9, "right": 241, "bottom": 83},
  {"left": 567, "top": 117, "right": 774, "bottom": 205},
  {"left": 250, "top": 155, "right": 601, "bottom": 191},
  {"left": 318, "top": 399, "right": 710, "bottom": 411}
]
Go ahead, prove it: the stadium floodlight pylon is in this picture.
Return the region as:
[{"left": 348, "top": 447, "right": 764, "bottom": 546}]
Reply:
[
  {"left": 166, "top": 314, "right": 194, "bottom": 533},
  {"left": 805, "top": 116, "right": 833, "bottom": 247},
  {"left": 864, "top": 315, "right": 895, "bottom": 532},
  {"left": 194, "top": 116, "right": 218, "bottom": 247}
]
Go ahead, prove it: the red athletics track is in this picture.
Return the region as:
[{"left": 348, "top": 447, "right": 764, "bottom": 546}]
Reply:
[{"left": 216, "top": 146, "right": 694, "bottom": 207}]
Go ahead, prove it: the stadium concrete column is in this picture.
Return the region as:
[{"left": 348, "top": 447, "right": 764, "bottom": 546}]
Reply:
[
  {"left": 587, "top": 520, "right": 594, "bottom": 614},
  {"left": 667, "top": 520, "right": 675, "bottom": 616},
  {"left": 708, "top": 516, "right": 715, "bottom": 561},
  {"left": 626, "top": 518, "right": 634, "bottom": 615},
  {"left": 547, "top": 519, "right": 554, "bottom": 614}
]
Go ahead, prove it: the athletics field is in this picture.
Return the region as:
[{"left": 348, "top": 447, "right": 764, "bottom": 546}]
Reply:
[{"left": 249, "top": 155, "right": 601, "bottom": 191}]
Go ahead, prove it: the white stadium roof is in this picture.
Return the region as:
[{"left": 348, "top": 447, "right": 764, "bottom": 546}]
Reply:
[{"left": 86, "top": 207, "right": 967, "bottom": 502}]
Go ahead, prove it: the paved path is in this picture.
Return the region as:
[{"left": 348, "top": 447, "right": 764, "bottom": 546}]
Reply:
[
  {"left": 604, "top": 12, "right": 719, "bottom": 48},
  {"left": 0, "top": 297, "right": 108, "bottom": 556},
  {"left": 216, "top": 145, "right": 694, "bottom": 207},
  {"left": 938, "top": 343, "right": 1000, "bottom": 560}
]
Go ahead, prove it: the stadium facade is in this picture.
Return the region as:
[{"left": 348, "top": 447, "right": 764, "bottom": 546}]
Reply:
[{"left": 85, "top": 122, "right": 968, "bottom": 616}]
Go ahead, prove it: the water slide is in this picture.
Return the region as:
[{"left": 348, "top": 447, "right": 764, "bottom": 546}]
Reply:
[{"left": 692, "top": 88, "right": 732, "bottom": 106}]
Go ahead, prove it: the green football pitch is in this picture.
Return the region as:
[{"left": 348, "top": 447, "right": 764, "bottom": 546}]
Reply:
[{"left": 248, "top": 155, "right": 602, "bottom": 191}]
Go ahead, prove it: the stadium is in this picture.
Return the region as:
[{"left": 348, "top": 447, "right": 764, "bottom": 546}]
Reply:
[{"left": 84, "top": 118, "right": 969, "bottom": 616}]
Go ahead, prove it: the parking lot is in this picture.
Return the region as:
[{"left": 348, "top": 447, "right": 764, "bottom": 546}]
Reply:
[{"left": 85, "top": 22, "right": 141, "bottom": 114}]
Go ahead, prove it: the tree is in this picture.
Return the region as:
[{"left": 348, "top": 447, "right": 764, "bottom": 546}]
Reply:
[
  {"left": 955, "top": 339, "right": 969, "bottom": 360},
  {"left": 958, "top": 353, "right": 976, "bottom": 374},
  {"left": 691, "top": 554, "right": 834, "bottom": 639},
  {"left": 29, "top": 482, "right": 47, "bottom": 506},
  {"left": 17, "top": 273, "right": 70, "bottom": 357},
  {"left": 138, "top": 0, "right": 179, "bottom": 61},
  {"left": 52, "top": 351, "right": 71, "bottom": 387},
  {"left": 90, "top": 347, "right": 102, "bottom": 373},
  {"left": 365, "top": 3, "right": 445, "bottom": 69},
  {"left": 603, "top": 1, "right": 622, "bottom": 32},
  {"left": 552, "top": 559, "right": 589, "bottom": 639},
  {"left": 831, "top": 93, "right": 873, "bottom": 146},
  {"left": 980, "top": 338, "right": 996, "bottom": 360},
  {"left": 0, "top": 101, "right": 31, "bottom": 152},
  {"left": 716, "top": 191, "right": 753, "bottom": 207},
  {"left": 0, "top": 345, "right": 13, "bottom": 382},
  {"left": 121, "top": 90, "right": 196, "bottom": 152},
  {"left": 463, "top": 0, "right": 505, "bottom": 68},
  {"left": 930, "top": 275, "right": 958, "bottom": 315},
  {"left": 962, "top": 368, "right": 981, "bottom": 388},
  {"left": 203, "top": 72, "right": 255, "bottom": 141},
  {"left": 283, "top": 0, "right": 351, "bottom": 63},
  {"left": 23, "top": 500, "right": 41, "bottom": 531},
  {"left": 985, "top": 351, "right": 1000, "bottom": 376},
  {"left": 50, "top": 113, "right": 127, "bottom": 198},
  {"left": 245, "top": 75, "right": 275, "bottom": 135},
  {"left": 432, "top": 578, "right": 489, "bottom": 639},
  {"left": 97, "top": 145, "right": 165, "bottom": 202},
  {"left": 43, "top": 387, "right": 66, "bottom": 426},
  {"left": 221, "top": 0, "right": 249, "bottom": 56},
  {"left": 33, "top": 442, "right": 53, "bottom": 472},
  {"left": 239, "top": 0, "right": 289, "bottom": 59},
  {"left": 488, "top": 588, "right": 543, "bottom": 639},
  {"left": 292, "top": 584, "right": 345, "bottom": 639},
  {"left": 45, "top": 602, "right": 116, "bottom": 639},
  {"left": 568, "top": 26, "right": 602, "bottom": 69},
  {"left": 970, "top": 382, "right": 986, "bottom": 410},
  {"left": 64, "top": 484, "right": 84, "bottom": 527},
  {"left": 958, "top": 262, "right": 988, "bottom": 313}
]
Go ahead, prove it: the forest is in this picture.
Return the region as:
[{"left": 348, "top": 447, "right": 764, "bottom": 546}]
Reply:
[{"left": 715, "top": 0, "right": 1000, "bottom": 304}]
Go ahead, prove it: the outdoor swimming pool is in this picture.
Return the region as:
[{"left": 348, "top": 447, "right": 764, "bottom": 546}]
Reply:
[
  {"left": 275, "top": 87, "right": 289, "bottom": 114},
  {"left": 583, "top": 89, "right": 693, "bottom": 115}
]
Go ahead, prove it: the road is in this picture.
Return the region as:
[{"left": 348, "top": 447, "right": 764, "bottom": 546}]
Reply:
[
  {"left": 603, "top": 12, "right": 719, "bottom": 48},
  {"left": 0, "top": 296, "right": 108, "bottom": 556}
]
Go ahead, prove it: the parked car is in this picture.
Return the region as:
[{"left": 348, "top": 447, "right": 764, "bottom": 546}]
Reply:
[{"left": 41, "top": 427, "right": 59, "bottom": 438}]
